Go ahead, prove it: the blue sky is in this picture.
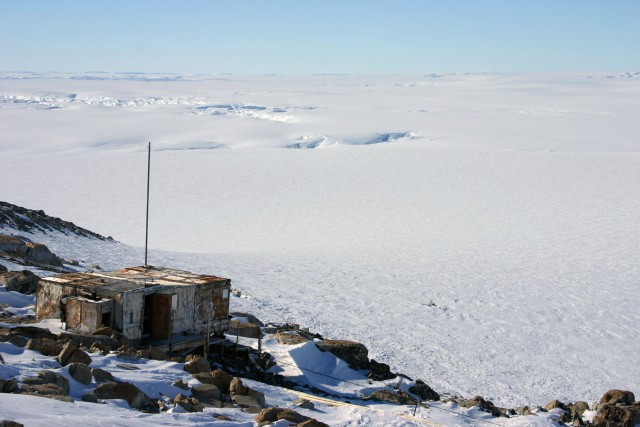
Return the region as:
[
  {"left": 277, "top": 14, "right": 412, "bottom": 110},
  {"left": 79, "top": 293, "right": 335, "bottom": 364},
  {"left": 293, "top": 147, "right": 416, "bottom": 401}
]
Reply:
[{"left": 2, "top": 0, "right": 639, "bottom": 74}]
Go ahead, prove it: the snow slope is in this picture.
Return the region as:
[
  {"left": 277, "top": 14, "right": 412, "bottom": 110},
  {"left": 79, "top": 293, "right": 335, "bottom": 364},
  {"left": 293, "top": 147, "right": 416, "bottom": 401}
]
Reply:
[{"left": 1, "top": 72, "right": 639, "bottom": 408}]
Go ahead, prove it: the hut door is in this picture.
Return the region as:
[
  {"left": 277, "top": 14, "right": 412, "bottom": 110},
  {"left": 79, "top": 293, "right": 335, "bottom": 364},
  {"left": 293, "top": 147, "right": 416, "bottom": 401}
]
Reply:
[{"left": 146, "top": 294, "right": 172, "bottom": 340}]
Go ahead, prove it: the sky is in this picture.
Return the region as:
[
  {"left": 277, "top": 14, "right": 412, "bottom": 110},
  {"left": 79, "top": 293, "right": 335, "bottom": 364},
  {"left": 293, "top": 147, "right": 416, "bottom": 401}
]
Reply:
[{"left": 2, "top": 0, "right": 639, "bottom": 75}]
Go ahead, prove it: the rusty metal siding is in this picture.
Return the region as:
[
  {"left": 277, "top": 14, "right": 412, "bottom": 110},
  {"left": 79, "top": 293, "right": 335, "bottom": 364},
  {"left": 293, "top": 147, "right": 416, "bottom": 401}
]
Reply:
[{"left": 66, "top": 298, "right": 82, "bottom": 329}]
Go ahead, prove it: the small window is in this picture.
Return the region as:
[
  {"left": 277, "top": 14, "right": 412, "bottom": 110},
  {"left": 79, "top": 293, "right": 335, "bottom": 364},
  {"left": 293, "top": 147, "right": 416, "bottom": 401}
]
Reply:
[{"left": 222, "top": 289, "right": 229, "bottom": 299}]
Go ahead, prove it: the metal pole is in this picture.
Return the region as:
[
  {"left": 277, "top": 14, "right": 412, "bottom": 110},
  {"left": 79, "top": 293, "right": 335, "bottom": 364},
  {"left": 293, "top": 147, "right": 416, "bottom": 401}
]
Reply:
[{"left": 144, "top": 142, "right": 151, "bottom": 266}]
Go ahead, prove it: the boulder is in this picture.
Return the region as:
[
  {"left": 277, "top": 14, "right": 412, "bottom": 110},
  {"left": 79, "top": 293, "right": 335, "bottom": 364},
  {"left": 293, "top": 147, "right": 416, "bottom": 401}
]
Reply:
[
  {"left": 89, "top": 341, "right": 111, "bottom": 355},
  {"left": 570, "top": 401, "right": 590, "bottom": 417},
  {"left": 94, "top": 381, "right": 149, "bottom": 409},
  {"left": 0, "top": 354, "right": 4, "bottom": 364},
  {"left": 0, "top": 264, "right": 7, "bottom": 272},
  {"left": 229, "top": 377, "right": 265, "bottom": 408},
  {"left": 459, "top": 396, "right": 502, "bottom": 417},
  {"left": 593, "top": 404, "right": 640, "bottom": 427},
  {"left": 0, "top": 420, "right": 24, "bottom": 427},
  {"left": 229, "top": 377, "right": 249, "bottom": 396},
  {"left": 81, "top": 392, "right": 99, "bottom": 403},
  {"left": 91, "top": 367, "right": 115, "bottom": 383},
  {"left": 191, "top": 384, "right": 221, "bottom": 404},
  {"left": 148, "top": 348, "right": 166, "bottom": 360},
  {"left": 68, "top": 363, "right": 92, "bottom": 385},
  {"left": 254, "top": 407, "right": 310, "bottom": 425},
  {"left": 293, "top": 398, "right": 315, "bottom": 410},
  {"left": 193, "top": 369, "right": 233, "bottom": 392},
  {"left": 0, "top": 270, "right": 40, "bottom": 294},
  {"left": 24, "top": 243, "right": 63, "bottom": 267},
  {"left": 173, "top": 393, "right": 204, "bottom": 412},
  {"left": 37, "top": 370, "right": 70, "bottom": 393},
  {"left": 57, "top": 341, "right": 92, "bottom": 366},
  {"left": 184, "top": 354, "right": 211, "bottom": 374},
  {"left": 369, "top": 359, "right": 394, "bottom": 380},
  {"left": 26, "top": 338, "right": 64, "bottom": 356},
  {"left": 298, "top": 420, "right": 330, "bottom": 427},
  {"left": 315, "top": 340, "right": 369, "bottom": 370},
  {"left": 600, "top": 390, "right": 635, "bottom": 406},
  {"left": 545, "top": 399, "right": 569, "bottom": 411},
  {"left": 91, "top": 327, "right": 114, "bottom": 337},
  {"left": 409, "top": 379, "right": 440, "bottom": 401},
  {"left": 2, "top": 379, "right": 19, "bottom": 393}
]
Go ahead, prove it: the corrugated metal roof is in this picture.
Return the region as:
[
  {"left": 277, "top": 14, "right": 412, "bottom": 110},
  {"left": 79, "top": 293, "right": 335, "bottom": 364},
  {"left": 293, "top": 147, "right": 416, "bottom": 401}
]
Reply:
[{"left": 42, "top": 265, "right": 229, "bottom": 294}]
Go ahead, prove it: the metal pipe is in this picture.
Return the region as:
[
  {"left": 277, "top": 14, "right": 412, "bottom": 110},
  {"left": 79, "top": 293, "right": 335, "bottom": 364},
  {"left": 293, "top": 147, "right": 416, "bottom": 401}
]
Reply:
[{"left": 144, "top": 142, "right": 151, "bottom": 266}]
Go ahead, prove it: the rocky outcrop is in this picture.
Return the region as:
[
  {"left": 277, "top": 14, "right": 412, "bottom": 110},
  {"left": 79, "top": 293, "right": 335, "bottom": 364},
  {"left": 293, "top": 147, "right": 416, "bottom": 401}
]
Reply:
[
  {"left": 23, "top": 243, "right": 63, "bottom": 267},
  {"left": 315, "top": 340, "right": 369, "bottom": 370},
  {"left": 0, "top": 270, "right": 40, "bottom": 294},
  {"left": 0, "top": 201, "right": 112, "bottom": 241}
]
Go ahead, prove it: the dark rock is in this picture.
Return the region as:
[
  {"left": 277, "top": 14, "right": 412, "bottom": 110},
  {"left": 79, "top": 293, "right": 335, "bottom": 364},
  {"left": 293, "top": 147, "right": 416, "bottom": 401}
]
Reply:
[
  {"left": 229, "top": 377, "right": 265, "bottom": 408},
  {"left": 23, "top": 243, "right": 63, "bottom": 267},
  {"left": 409, "top": 379, "right": 440, "bottom": 401},
  {"left": 26, "top": 338, "right": 64, "bottom": 356},
  {"left": 369, "top": 359, "right": 395, "bottom": 380},
  {"left": 20, "top": 382, "right": 67, "bottom": 397},
  {"left": 0, "top": 354, "right": 3, "bottom": 364},
  {"left": 193, "top": 369, "right": 233, "bottom": 393},
  {"left": 89, "top": 341, "right": 111, "bottom": 355},
  {"left": 184, "top": 354, "right": 211, "bottom": 374},
  {"left": 173, "top": 393, "right": 204, "bottom": 412},
  {"left": 0, "top": 264, "right": 7, "bottom": 272},
  {"left": 0, "top": 420, "right": 24, "bottom": 427},
  {"left": 315, "top": 339, "right": 369, "bottom": 370},
  {"left": 91, "top": 327, "right": 114, "bottom": 337},
  {"left": 298, "top": 420, "right": 330, "bottom": 427},
  {"left": 58, "top": 332, "right": 118, "bottom": 351},
  {"left": 570, "top": 401, "right": 590, "bottom": 417},
  {"left": 254, "top": 407, "right": 311, "bottom": 425},
  {"left": 367, "top": 389, "right": 416, "bottom": 405},
  {"left": 2, "top": 379, "right": 19, "bottom": 393},
  {"left": 91, "top": 367, "right": 115, "bottom": 383},
  {"left": 37, "top": 370, "right": 70, "bottom": 393},
  {"left": 57, "top": 341, "right": 92, "bottom": 366},
  {"left": 600, "top": 390, "right": 635, "bottom": 406},
  {"left": 68, "top": 363, "right": 92, "bottom": 385},
  {"left": 293, "top": 398, "right": 315, "bottom": 410},
  {"left": 0, "top": 235, "right": 27, "bottom": 254},
  {"left": 94, "top": 381, "right": 149, "bottom": 409},
  {"left": 459, "top": 396, "right": 501, "bottom": 417},
  {"left": 593, "top": 403, "right": 640, "bottom": 427},
  {"left": 148, "top": 348, "right": 166, "bottom": 360},
  {"left": 0, "top": 270, "right": 40, "bottom": 294},
  {"left": 545, "top": 399, "right": 569, "bottom": 411},
  {"left": 81, "top": 392, "right": 99, "bottom": 403},
  {"left": 191, "top": 384, "right": 222, "bottom": 405}
]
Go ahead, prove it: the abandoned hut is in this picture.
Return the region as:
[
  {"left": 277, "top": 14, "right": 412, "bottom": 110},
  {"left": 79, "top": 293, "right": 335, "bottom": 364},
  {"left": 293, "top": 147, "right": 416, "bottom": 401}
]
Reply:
[{"left": 36, "top": 265, "right": 231, "bottom": 350}]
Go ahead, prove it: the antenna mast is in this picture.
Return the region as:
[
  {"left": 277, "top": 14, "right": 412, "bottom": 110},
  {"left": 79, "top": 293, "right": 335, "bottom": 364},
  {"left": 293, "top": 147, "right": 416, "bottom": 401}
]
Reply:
[{"left": 144, "top": 142, "right": 151, "bottom": 266}]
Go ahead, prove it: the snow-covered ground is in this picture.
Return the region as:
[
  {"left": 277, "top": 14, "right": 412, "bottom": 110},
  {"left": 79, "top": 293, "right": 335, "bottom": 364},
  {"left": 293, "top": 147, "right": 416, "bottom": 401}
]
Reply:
[{"left": 1, "top": 72, "right": 639, "bottom": 410}]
